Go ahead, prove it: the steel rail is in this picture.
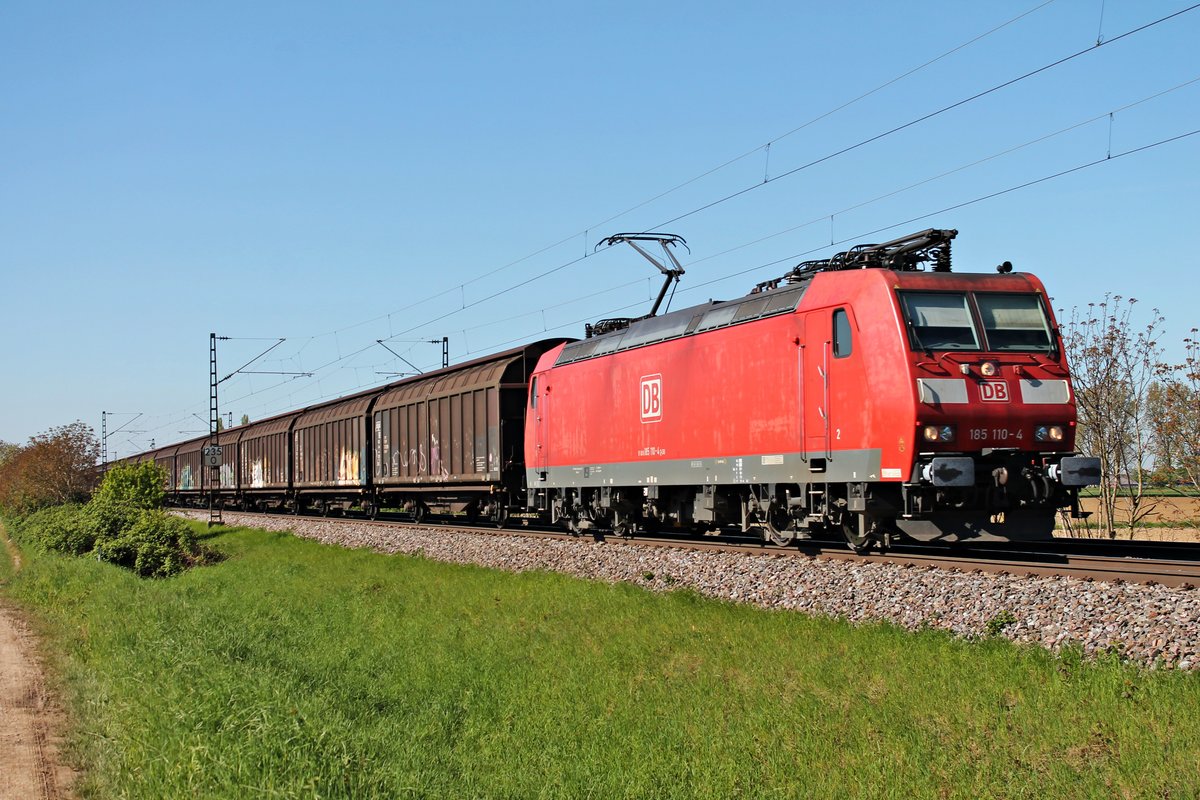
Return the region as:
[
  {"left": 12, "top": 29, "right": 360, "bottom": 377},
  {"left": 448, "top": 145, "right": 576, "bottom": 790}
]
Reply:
[{"left": 201, "top": 510, "right": 1200, "bottom": 589}]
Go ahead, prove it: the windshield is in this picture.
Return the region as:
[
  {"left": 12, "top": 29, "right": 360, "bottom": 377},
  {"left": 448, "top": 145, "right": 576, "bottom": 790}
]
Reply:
[
  {"left": 899, "top": 290, "right": 1054, "bottom": 353},
  {"left": 900, "top": 292, "right": 979, "bottom": 350},
  {"left": 976, "top": 293, "right": 1053, "bottom": 351}
]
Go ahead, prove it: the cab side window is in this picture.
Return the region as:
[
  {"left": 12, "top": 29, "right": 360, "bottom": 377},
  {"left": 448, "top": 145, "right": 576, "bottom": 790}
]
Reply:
[
  {"left": 833, "top": 308, "right": 852, "bottom": 358},
  {"left": 531, "top": 376, "right": 538, "bottom": 408}
]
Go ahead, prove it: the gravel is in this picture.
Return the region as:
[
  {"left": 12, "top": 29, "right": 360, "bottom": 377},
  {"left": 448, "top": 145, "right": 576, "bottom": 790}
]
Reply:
[{"left": 181, "top": 511, "right": 1200, "bottom": 671}]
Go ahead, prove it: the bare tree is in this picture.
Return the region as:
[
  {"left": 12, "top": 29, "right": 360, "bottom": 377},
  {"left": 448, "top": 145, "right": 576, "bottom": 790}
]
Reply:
[
  {"left": 1060, "top": 296, "right": 1164, "bottom": 538},
  {"left": 1150, "top": 330, "right": 1200, "bottom": 492}
]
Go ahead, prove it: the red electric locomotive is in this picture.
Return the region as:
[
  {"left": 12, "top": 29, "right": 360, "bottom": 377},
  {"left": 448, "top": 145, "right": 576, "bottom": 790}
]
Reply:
[{"left": 523, "top": 229, "right": 1100, "bottom": 551}]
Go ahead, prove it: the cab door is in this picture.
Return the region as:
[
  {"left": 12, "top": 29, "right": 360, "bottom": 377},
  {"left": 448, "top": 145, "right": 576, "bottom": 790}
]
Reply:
[
  {"left": 802, "top": 307, "right": 854, "bottom": 464},
  {"left": 531, "top": 375, "right": 548, "bottom": 478},
  {"left": 802, "top": 311, "right": 831, "bottom": 461}
]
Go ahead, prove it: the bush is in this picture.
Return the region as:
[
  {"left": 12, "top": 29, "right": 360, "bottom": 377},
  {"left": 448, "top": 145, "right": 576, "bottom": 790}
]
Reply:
[
  {"left": 10, "top": 461, "right": 203, "bottom": 579},
  {"left": 14, "top": 504, "right": 95, "bottom": 555},
  {"left": 94, "top": 510, "right": 200, "bottom": 579},
  {"left": 86, "top": 497, "right": 142, "bottom": 540},
  {"left": 87, "top": 461, "right": 168, "bottom": 543},
  {"left": 93, "top": 462, "right": 165, "bottom": 510}
]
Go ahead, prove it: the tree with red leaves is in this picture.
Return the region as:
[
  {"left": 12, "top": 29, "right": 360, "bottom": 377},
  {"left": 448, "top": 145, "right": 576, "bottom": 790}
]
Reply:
[{"left": 0, "top": 422, "right": 101, "bottom": 514}]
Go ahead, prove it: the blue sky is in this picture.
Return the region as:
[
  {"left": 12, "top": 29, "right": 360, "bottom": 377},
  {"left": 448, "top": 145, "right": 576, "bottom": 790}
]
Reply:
[{"left": 2, "top": 1, "right": 1197, "bottom": 454}]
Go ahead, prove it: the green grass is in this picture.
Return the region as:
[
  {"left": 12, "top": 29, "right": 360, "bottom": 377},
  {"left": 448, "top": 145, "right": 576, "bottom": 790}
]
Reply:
[
  {"left": 3, "top": 523, "right": 1199, "bottom": 799},
  {"left": 0, "top": 520, "right": 16, "bottom": 584}
]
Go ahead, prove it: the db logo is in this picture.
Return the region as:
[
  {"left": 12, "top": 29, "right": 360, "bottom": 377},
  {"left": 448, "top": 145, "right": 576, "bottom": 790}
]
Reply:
[
  {"left": 979, "top": 381, "right": 1010, "bottom": 402},
  {"left": 640, "top": 375, "right": 663, "bottom": 422}
]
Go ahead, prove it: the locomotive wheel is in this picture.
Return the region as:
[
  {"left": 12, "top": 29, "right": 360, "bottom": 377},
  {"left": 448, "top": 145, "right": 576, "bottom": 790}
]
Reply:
[
  {"left": 566, "top": 516, "right": 582, "bottom": 537},
  {"left": 842, "top": 513, "right": 875, "bottom": 554},
  {"left": 494, "top": 508, "right": 509, "bottom": 529}
]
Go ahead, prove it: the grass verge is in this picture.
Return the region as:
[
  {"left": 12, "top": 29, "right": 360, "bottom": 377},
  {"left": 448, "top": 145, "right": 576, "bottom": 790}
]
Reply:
[
  {"left": 0, "top": 520, "right": 16, "bottom": 584},
  {"left": 3, "top": 522, "right": 1199, "bottom": 799}
]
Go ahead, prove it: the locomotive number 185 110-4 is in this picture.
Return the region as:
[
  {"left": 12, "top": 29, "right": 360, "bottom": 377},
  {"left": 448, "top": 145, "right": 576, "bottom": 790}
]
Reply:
[{"left": 968, "top": 427, "right": 1024, "bottom": 442}]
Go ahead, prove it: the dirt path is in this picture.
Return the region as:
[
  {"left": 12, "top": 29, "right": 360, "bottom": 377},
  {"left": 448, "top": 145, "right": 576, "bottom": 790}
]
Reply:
[{"left": 0, "top": 526, "right": 72, "bottom": 800}]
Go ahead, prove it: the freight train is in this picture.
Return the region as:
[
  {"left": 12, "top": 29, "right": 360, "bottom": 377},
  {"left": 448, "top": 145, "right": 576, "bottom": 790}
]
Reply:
[{"left": 127, "top": 229, "right": 1100, "bottom": 552}]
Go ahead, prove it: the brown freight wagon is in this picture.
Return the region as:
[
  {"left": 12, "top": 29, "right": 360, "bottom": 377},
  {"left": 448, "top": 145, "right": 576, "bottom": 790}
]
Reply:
[
  {"left": 218, "top": 426, "right": 244, "bottom": 493},
  {"left": 153, "top": 444, "right": 180, "bottom": 495},
  {"left": 368, "top": 340, "right": 566, "bottom": 522},
  {"left": 291, "top": 392, "right": 375, "bottom": 515},
  {"left": 153, "top": 340, "right": 567, "bottom": 519},
  {"left": 174, "top": 436, "right": 208, "bottom": 504},
  {"left": 275, "top": 340, "right": 565, "bottom": 520},
  {"left": 238, "top": 410, "right": 301, "bottom": 511}
]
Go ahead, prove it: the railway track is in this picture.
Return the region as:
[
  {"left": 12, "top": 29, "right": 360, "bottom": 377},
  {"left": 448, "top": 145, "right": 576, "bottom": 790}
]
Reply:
[{"left": 202, "top": 509, "right": 1200, "bottom": 588}]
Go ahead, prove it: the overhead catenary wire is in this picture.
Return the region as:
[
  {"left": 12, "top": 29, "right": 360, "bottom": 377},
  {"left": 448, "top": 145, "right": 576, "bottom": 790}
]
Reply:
[
  {"left": 134, "top": 99, "right": 1200, "bottom": 446},
  {"left": 377, "top": 76, "right": 1200, "bottom": 349},
  {"left": 389, "top": 77, "right": 1198, "bottom": 350},
  {"left": 372, "top": 4, "right": 1197, "bottom": 348},
  {"left": 259, "top": 0, "right": 1066, "bottom": 348},
  {"left": 139, "top": 71, "right": 1200, "bottom": 443},
  {"left": 129, "top": 7, "right": 1200, "bottom": 442},
  {"left": 197, "top": 124, "right": 1200, "bottom": 430},
  {"left": 443, "top": 125, "right": 1200, "bottom": 360},
  {"left": 646, "top": 2, "right": 1200, "bottom": 231}
]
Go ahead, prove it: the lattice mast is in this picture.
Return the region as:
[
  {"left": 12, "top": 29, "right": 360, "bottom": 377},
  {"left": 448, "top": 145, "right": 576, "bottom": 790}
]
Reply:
[{"left": 208, "top": 332, "right": 222, "bottom": 526}]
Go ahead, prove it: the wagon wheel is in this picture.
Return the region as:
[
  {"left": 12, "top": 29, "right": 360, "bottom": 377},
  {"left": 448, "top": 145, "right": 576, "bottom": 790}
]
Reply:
[
  {"left": 413, "top": 503, "right": 427, "bottom": 524},
  {"left": 493, "top": 507, "right": 509, "bottom": 530},
  {"left": 841, "top": 512, "right": 875, "bottom": 554},
  {"left": 363, "top": 501, "right": 378, "bottom": 520}
]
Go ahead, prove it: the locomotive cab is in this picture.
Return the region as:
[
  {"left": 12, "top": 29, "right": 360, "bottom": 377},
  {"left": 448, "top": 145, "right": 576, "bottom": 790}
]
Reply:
[{"left": 881, "top": 271, "right": 1100, "bottom": 542}]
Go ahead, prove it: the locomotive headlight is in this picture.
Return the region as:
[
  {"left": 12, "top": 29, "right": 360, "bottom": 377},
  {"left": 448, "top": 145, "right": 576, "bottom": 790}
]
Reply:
[
  {"left": 980, "top": 361, "right": 999, "bottom": 377},
  {"left": 923, "top": 424, "right": 955, "bottom": 442},
  {"left": 1035, "top": 424, "right": 1064, "bottom": 442}
]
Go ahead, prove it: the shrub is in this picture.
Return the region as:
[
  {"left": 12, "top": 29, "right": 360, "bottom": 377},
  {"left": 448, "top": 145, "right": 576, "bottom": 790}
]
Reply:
[
  {"left": 87, "top": 461, "right": 197, "bottom": 577},
  {"left": 14, "top": 504, "right": 95, "bottom": 555},
  {"left": 93, "top": 462, "right": 166, "bottom": 510},
  {"left": 94, "top": 510, "right": 199, "bottom": 579},
  {"left": 9, "top": 459, "right": 203, "bottom": 579},
  {"left": 86, "top": 498, "right": 140, "bottom": 540}
]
